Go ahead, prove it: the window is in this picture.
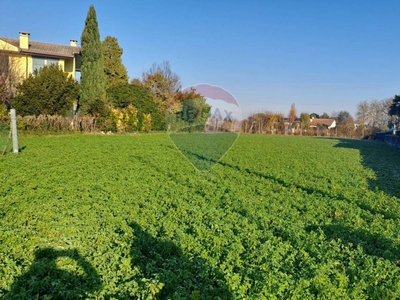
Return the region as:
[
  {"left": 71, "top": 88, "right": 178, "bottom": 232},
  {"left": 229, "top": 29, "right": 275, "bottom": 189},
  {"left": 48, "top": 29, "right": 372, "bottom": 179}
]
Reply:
[{"left": 32, "top": 56, "right": 59, "bottom": 73}]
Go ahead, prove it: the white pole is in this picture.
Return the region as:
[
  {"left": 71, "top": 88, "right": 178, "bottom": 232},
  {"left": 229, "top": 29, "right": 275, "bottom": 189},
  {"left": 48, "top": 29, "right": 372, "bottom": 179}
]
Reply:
[{"left": 10, "top": 108, "right": 18, "bottom": 154}]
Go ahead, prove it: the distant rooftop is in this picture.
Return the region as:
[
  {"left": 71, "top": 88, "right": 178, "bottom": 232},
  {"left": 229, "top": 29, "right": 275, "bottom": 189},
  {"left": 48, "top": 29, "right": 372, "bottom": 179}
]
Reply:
[
  {"left": 0, "top": 37, "right": 80, "bottom": 58},
  {"left": 310, "top": 118, "right": 336, "bottom": 128}
]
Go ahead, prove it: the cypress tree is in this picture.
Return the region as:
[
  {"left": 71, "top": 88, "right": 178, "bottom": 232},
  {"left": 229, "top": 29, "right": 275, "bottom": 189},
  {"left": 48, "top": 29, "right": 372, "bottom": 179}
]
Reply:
[
  {"left": 389, "top": 95, "right": 400, "bottom": 118},
  {"left": 80, "top": 5, "right": 107, "bottom": 116}
]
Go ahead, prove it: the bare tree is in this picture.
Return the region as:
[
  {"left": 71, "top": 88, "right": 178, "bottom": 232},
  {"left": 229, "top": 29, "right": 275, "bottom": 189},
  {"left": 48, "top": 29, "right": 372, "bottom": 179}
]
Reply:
[
  {"left": 356, "top": 100, "right": 369, "bottom": 126},
  {"left": 265, "top": 111, "right": 277, "bottom": 134},
  {"left": 356, "top": 100, "right": 370, "bottom": 137},
  {"left": 253, "top": 112, "right": 265, "bottom": 134},
  {"left": 370, "top": 99, "right": 391, "bottom": 130},
  {"left": 320, "top": 112, "right": 329, "bottom": 118},
  {"left": 343, "top": 116, "right": 355, "bottom": 138},
  {"left": 0, "top": 46, "right": 21, "bottom": 107},
  {"left": 288, "top": 103, "right": 297, "bottom": 133},
  {"left": 356, "top": 98, "right": 392, "bottom": 134}
]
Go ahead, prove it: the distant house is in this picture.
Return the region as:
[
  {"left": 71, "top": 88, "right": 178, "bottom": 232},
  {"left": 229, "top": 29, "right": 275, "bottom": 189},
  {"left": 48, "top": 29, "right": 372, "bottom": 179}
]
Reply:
[
  {"left": 0, "top": 32, "right": 81, "bottom": 81},
  {"left": 283, "top": 117, "right": 301, "bottom": 133},
  {"left": 309, "top": 118, "right": 336, "bottom": 129}
]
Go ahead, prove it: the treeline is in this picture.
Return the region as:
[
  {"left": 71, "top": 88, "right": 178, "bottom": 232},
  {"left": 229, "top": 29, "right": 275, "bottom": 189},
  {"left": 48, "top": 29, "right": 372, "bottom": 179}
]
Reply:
[
  {"left": 3, "top": 60, "right": 206, "bottom": 134},
  {"left": 242, "top": 98, "right": 399, "bottom": 139},
  {"left": 0, "top": 6, "right": 207, "bottom": 134}
]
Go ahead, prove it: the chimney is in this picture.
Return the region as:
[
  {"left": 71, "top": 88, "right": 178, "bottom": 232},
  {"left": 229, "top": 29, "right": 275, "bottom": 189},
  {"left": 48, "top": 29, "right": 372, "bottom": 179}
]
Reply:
[
  {"left": 19, "top": 31, "right": 30, "bottom": 49},
  {"left": 70, "top": 39, "right": 77, "bottom": 47}
]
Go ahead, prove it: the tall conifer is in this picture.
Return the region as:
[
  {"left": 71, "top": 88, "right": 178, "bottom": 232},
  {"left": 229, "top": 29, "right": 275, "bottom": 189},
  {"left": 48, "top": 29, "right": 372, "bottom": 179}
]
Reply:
[
  {"left": 80, "top": 5, "right": 106, "bottom": 115},
  {"left": 102, "top": 36, "right": 128, "bottom": 88}
]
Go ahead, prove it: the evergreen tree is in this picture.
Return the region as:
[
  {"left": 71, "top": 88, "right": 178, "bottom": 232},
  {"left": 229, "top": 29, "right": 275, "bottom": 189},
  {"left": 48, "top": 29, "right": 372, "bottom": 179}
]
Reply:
[
  {"left": 320, "top": 112, "right": 330, "bottom": 119},
  {"left": 80, "top": 5, "right": 107, "bottom": 116},
  {"left": 389, "top": 95, "right": 400, "bottom": 118},
  {"left": 102, "top": 36, "right": 128, "bottom": 88},
  {"left": 336, "top": 110, "right": 351, "bottom": 125},
  {"left": 12, "top": 65, "right": 79, "bottom": 116}
]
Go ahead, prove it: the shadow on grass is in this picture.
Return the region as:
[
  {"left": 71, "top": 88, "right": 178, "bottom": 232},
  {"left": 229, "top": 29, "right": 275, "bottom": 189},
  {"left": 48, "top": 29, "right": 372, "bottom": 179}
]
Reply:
[
  {"left": 129, "top": 222, "right": 233, "bottom": 299},
  {"left": 334, "top": 138, "right": 400, "bottom": 199},
  {"left": 183, "top": 144, "right": 400, "bottom": 224},
  {"left": 183, "top": 148, "right": 349, "bottom": 200},
  {"left": 18, "top": 145, "right": 27, "bottom": 153},
  {"left": 306, "top": 224, "right": 400, "bottom": 264},
  {"left": 5, "top": 248, "right": 102, "bottom": 299},
  {"left": 180, "top": 138, "right": 400, "bottom": 220}
]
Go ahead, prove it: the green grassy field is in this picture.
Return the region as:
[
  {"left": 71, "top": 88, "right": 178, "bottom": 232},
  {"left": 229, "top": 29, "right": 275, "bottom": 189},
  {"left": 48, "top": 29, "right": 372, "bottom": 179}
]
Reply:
[
  {"left": 1, "top": 133, "right": 400, "bottom": 299},
  {"left": 168, "top": 132, "right": 238, "bottom": 171}
]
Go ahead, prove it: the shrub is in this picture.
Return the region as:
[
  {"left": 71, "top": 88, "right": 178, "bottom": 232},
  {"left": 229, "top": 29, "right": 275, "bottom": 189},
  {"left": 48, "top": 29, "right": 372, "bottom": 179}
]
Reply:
[
  {"left": 107, "top": 83, "right": 164, "bottom": 131},
  {"left": 12, "top": 65, "right": 79, "bottom": 116}
]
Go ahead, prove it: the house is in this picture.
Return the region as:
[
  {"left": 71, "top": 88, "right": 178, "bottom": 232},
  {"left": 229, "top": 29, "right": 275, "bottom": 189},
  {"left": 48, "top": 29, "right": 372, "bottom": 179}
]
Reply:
[
  {"left": 0, "top": 32, "right": 81, "bottom": 81},
  {"left": 283, "top": 117, "right": 301, "bottom": 133},
  {"left": 309, "top": 118, "right": 336, "bottom": 129}
]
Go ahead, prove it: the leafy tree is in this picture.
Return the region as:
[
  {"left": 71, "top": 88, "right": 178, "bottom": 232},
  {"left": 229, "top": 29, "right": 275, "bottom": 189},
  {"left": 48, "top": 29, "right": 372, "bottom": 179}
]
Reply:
[
  {"left": 102, "top": 36, "right": 128, "bottom": 88},
  {"left": 80, "top": 5, "right": 107, "bottom": 116},
  {"left": 310, "top": 112, "right": 319, "bottom": 119},
  {"left": 166, "top": 88, "right": 210, "bottom": 133},
  {"left": 12, "top": 65, "right": 79, "bottom": 116},
  {"left": 180, "top": 99, "right": 198, "bottom": 125},
  {"left": 0, "top": 103, "right": 10, "bottom": 129},
  {"left": 142, "top": 61, "right": 181, "bottom": 114},
  {"left": 173, "top": 88, "right": 203, "bottom": 113},
  {"left": 300, "top": 112, "right": 310, "bottom": 127},
  {"left": 180, "top": 97, "right": 210, "bottom": 132}
]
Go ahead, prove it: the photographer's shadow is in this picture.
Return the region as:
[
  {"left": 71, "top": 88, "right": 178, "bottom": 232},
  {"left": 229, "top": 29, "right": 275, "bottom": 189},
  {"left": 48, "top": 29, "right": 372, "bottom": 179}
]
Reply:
[
  {"left": 5, "top": 247, "right": 102, "bottom": 299},
  {"left": 130, "top": 222, "right": 233, "bottom": 299}
]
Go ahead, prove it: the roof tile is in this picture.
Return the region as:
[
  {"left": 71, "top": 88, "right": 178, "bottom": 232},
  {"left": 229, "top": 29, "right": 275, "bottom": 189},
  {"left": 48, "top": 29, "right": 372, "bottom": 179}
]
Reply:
[{"left": 0, "top": 37, "right": 80, "bottom": 58}]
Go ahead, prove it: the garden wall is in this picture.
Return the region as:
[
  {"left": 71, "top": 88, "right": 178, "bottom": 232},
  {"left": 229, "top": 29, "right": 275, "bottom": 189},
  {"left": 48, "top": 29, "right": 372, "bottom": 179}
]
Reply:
[{"left": 384, "top": 134, "right": 400, "bottom": 149}]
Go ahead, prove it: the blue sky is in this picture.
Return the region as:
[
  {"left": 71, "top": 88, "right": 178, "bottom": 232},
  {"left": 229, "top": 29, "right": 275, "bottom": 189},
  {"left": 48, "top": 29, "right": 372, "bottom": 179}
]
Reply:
[{"left": 1, "top": 0, "right": 400, "bottom": 118}]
